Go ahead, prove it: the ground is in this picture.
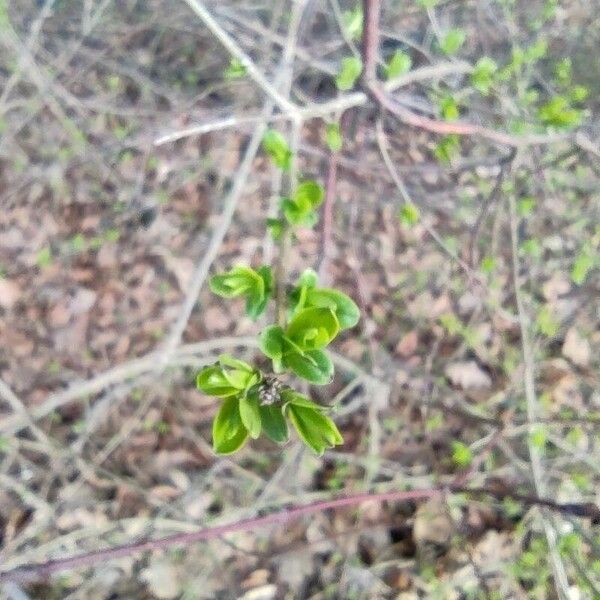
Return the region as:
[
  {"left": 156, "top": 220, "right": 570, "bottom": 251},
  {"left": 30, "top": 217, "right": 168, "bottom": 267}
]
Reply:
[{"left": 0, "top": 0, "right": 599, "bottom": 598}]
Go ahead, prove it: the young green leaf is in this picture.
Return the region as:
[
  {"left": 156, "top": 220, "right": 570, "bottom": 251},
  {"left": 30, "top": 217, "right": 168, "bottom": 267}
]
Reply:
[
  {"left": 451, "top": 441, "right": 473, "bottom": 467},
  {"left": 434, "top": 134, "right": 460, "bottom": 163},
  {"left": 295, "top": 180, "right": 324, "bottom": 209},
  {"left": 212, "top": 397, "right": 249, "bottom": 454},
  {"left": 218, "top": 354, "right": 255, "bottom": 373},
  {"left": 326, "top": 123, "right": 343, "bottom": 152},
  {"left": 281, "top": 389, "right": 324, "bottom": 410},
  {"left": 246, "top": 266, "right": 273, "bottom": 319},
  {"left": 262, "top": 129, "right": 292, "bottom": 170},
  {"left": 259, "top": 325, "right": 286, "bottom": 363},
  {"left": 210, "top": 265, "right": 259, "bottom": 298},
  {"left": 571, "top": 247, "right": 595, "bottom": 285},
  {"left": 398, "top": 203, "right": 420, "bottom": 227},
  {"left": 304, "top": 288, "right": 360, "bottom": 330},
  {"left": 335, "top": 57, "right": 362, "bottom": 91},
  {"left": 286, "top": 307, "right": 340, "bottom": 350},
  {"left": 538, "top": 96, "right": 582, "bottom": 129},
  {"left": 439, "top": 95, "right": 459, "bottom": 121},
  {"left": 224, "top": 57, "right": 247, "bottom": 79},
  {"left": 197, "top": 366, "right": 239, "bottom": 398},
  {"left": 259, "top": 404, "right": 289, "bottom": 443},
  {"left": 470, "top": 56, "right": 497, "bottom": 95},
  {"left": 440, "top": 29, "right": 465, "bottom": 55},
  {"left": 383, "top": 50, "right": 412, "bottom": 79},
  {"left": 284, "top": 348, "right": 334, "bottom": 384},
  {"left": 342, "top": 6, "right": 363, "bottom": 39},
  {"left": 266, "top": 217, "right": 284, "bottom": 240},
  {"left": 287, "top": 404, "right": 343, "bottom": 455},
  {"left": 239, "top": 394, "right": 262, "bottom": 439}
]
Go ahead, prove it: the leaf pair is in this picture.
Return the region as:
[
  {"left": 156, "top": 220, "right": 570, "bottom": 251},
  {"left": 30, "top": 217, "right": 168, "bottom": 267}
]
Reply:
[
  {"left": 289, "top": 269, "right": 360, "bottom": 331},
  {"left": 209, "top": 265, "right": 272, "bottom": 319},
  {"left": 284, "top": 391, "right": 343, "bottom": 455},
  {"left": 196, "top": 354, "right": 261, "bottom": 399},
  {"left": 200, "top": 364, "right": 342, "bottom": 455},
  {"left": 211, "top": 394, "right": 290, "bottom": 454},
  {"left": 259, "top": 306, "right": 339, "bottom": 384},
  {"left": 281, "top": 180, "right": 324, "bottom": 227}
]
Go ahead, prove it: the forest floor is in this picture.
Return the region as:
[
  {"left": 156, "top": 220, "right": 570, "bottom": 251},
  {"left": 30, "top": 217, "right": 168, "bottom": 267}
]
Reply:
[{"left": 0, "top": 1, "right": 599, "bottom": 598}]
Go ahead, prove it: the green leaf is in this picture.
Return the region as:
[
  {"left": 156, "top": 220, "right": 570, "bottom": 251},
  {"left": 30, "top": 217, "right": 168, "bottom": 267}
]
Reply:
[
  {"left": 259, "top": 405, "right": 289, "bottom": 443},
  {"left": 212, "top": 397, "right": 249, "bottom": 454},
  {"left": 517, "top": 196, "right": 536, "bottom": 217},
  {"left": 569, "top": 85, "right": 589, "bottom": 104},
  {"left": 282, "top": 181, "right": 325, "bottom": 227},
  {"left": 218, "top": 354, "right": 254, "bottom": 373},
  {"left": 538, "top": 96, "right": 582, "bottom": 129},
  {"left": 326, "top": 123, "right": 343, "bottom": 152},
  {"left": 304, "top": 288, "right": 360, "bottom": 330},
  {"left": 440, "top": 29, "right": 465, "bottom": 55},
  {"left": 398, "top": 203, "right": 420, "bottom": 227},
  {"left": 434, "top": 134, "right": 460, "bottom": 163},
  {"left": 335, "top": 57, "right": 362, "bottom": 91},
  {"left": 298, "top": 268, "right": 319, "bottom": 289},
  {"left": 259, "top": 325, "right": 286, "bottom": 368},
  {"left": 262, "top": 129, "right": 292, "bottom": 170},
  {"left": 239, "top": 394, "right": 262, "bottom": 439},
  {"left": 470, "top": 57, "right": 497, "bottom": 95},
  {"left": 284, "top": 349, "right": 334, "bottom": 384},
  {"left": 342, "top": 6, "right": 363, "bottom": 40},
  {"left": 210, "top": 265, "right": 271, "bottom": 319},
  {"left": 451, "top": 441, "right": 473, "bottom": 467},
  {"left": 281, "top": 389, "right": 324, "bottom": 410},
  {"left": 210, "top": 266, "right": 259, "bottom": 298},
  {"left": 384, "top": 50, "right": 412, "bottom": 79},
  {"left": 294, "top": 180, "right": 324, "bottom": 210},
  {"left": 287, "top": 404, "right": 343, "bottom": 455},
  {"left": 439, "top": 95, "right": 459, "bottom": 121},
  {"left": 196, "top": 366, "right": 239, "bottom": 397},
  {"left": 224, "top": 57, "right": 247, "bottom": 79},
  {"left": 245, "top": 265, "right": 273, "bottom": 319},
  {"left": 36, "top": 246, "right": 53, "bottom": 269},
  {"left": 571, "top": 248, "right": 595, "bottom": 285},
  {"left": 266, "top": 217, "right": 284, "bottom": 240},
  {"left": 286, "top": 307, "right": 340, "bottom": 350}
]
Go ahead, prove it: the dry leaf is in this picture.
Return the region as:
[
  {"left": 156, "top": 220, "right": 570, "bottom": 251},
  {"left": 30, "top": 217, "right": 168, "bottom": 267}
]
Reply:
[
  {"left": 140, "top": 557, "right": 181, "bottom": 599},
  {"left": 0, "top": 278, "right": 21, "bottom": 309},
  {"left": 562, "top": 327, "right": 590, "bottom": 367},
  {"left": 445, "top": 361, "right": 491, "bottom": 389}
]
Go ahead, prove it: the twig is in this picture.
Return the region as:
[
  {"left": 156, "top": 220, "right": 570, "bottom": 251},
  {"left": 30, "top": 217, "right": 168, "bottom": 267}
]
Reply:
[
  {"left": 361, "top": 0, "right": 381, "bottom": 83},
  {"left": 468, "top": 148, "right": 516, "bottom": 266},
  {"left": 180, "top": 0, "right": 297, "bottom": 115},
  {"left": 2, "top": 482, "right": 596, "bottom": 584},
  {"left": 369, "top": 84, "right": 572, "bottom": 148},
  {"left": 0, "top": 488, "right": 440, "bottom": 583},
  {"left": 375, "top": 117, "right": 478, "bottom": 280},
  {"left": 508, "top": 191, "right": 571, "bottom": 599},
  {"left": 153, "top": 62, "right": 474, "bottom": 145}
]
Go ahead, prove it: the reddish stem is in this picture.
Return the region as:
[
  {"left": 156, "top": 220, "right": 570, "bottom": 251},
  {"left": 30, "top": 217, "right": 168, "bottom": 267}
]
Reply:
[
  {"left": 361, "top": 0, "right": 381, "bottom": 83},
  {"left": 0, "top": 488, "right": 441, "bottom": 583}
]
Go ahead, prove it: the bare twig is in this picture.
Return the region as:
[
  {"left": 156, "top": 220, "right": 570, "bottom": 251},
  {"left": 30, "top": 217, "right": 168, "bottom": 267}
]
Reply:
[
  {"left": 361, "top": 0, "right": 381, "bottom": 84},
  {"left": 2, "top": 481, "right": 596, "bottom": 584},
  {"left": 180, "top": 0, "right": 297, "bottom": 115},
  {"left": 508, "top": 191, "right": 571, "bottom": 599}
]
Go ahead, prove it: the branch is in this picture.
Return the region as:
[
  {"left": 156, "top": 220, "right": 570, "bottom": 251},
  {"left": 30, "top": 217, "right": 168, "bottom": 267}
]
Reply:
[
  {"left": 369, "top": 85, "right": 572, "bottom": 148},
  {"left": 180, "top": 0, "right": 297, "bottom": 115},
  {"left": 508, "top": 192, "right": 572, "bottom": 598},
  {"left": 361, "top": 0, "right": 381, "bottom": 83},
  {"left": 0, "top": 488, "right": 440, "bottom": 583},
  {"left": 2, "top": 484, "right": 597, "bottom": 584}
]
